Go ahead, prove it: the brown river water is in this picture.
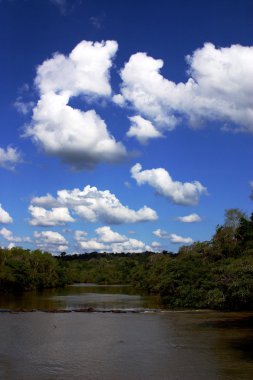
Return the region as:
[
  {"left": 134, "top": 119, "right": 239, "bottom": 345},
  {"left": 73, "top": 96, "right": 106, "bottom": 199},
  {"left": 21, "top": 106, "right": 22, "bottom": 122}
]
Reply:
[{"left": 0, "top": 284, "right": 253, "bottom": 379}]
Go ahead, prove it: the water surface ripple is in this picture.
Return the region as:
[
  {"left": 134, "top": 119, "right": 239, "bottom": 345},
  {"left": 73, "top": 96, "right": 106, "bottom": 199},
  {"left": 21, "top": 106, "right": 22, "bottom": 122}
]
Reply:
[{"left": 0, "top": 284, "right": 253, "bottom": 379}]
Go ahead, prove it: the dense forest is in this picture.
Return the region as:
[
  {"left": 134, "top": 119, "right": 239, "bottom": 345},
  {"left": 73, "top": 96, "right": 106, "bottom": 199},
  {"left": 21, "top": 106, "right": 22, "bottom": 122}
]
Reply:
[{"left": 0, "top": 208, "right": 253, "bottom": 310}]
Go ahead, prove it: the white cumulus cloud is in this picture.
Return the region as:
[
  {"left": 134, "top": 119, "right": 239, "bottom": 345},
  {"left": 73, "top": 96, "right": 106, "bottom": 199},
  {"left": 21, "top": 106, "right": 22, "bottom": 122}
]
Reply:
[
  {"left": 153, "top": 229, "right": 193, "bottom": 244},
  {"left": 34, "top": 231, "right": 68, "bottom": 252},
  {"left": 115, "top": 52, "right": 178, "bottom": 129},
  {"left": 110, "top": 238, "right": 147, "bottom": 253},
  {"left": 176, "top": 213, "right": 202, "bottom": 222},
  {"left": 79, "top": 240, "right": 106, "bottom": 251},
  {"left": 75, "top": 226, "right": 150, "bottom": 253},
  {"left": 0, "top": 205, "right": 13, "bottom": 224},
  {"left": 30, "top": 194, "right": 59, "bottom": 208},
  {"left": 131, "top": 163, "right": 207, "bottom": 206},
  {"left": 26, "top": 40, "right": 127, "bottom": 170},
  {"left": 127, "top": 115, "right": 162, "bottom": 144},
  {"left": 26, "top": 92, "right": 126, "bottom": 170},
  {"left": 116, "top": 43, "right": 253, "bottom": 134},
  {"left": 29, "top": 205, "right": 75, "bottom": 226},
  {"left": 0, "top": 228, "right": 21, "bottom": 242},
  {"left": 169, "top": 233, "right": 193, "bottom": 244},
  {"left": 74, "top": 230, "right": 88, "bottom": 241},
  {"left": 35, "top": 40, "right": 118, "bottom": 97},
  {"left": 0, "top": 228, "right": 31, "bottom": 244},
  {"left": 95, "top": 226, "right": 127, "bottom": 243},
  {"left": 151, "top": 241, "right": 161, "bottom": 248},
  {"left": 153, "top": 229, "right": 170, "bottom": 238},
  {"left": 0, "top": 146, "right": 22, "bottom": 170},
  {"left": 31, "top": 185, "right": 157, "bottom": 225}
]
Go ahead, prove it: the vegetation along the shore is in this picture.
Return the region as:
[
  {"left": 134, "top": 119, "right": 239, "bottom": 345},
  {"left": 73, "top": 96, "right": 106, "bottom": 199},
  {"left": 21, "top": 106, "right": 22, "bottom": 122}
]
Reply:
[{"left": 1, "top": 208, "right": 253, "bottom": 311}]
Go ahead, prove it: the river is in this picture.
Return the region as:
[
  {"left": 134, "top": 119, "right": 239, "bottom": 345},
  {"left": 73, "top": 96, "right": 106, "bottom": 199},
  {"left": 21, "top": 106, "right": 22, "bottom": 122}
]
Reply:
[{"left": 0, "top": 284, "right": 253, "bottom": 379}]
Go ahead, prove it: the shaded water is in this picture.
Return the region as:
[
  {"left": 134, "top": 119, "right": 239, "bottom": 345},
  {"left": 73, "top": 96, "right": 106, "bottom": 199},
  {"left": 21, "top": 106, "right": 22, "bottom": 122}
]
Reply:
[
  {"left": 1, "top": 284, "right": 253, "bottom": 379},
  {"left": 0, "top": 283, "right": 161, "bottom": 311}
]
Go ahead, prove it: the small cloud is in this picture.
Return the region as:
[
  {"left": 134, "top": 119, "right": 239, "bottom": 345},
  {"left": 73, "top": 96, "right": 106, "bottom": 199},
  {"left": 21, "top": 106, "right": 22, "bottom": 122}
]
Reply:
[
  {"left": 50, "top": 0, "right": 82, "bottom": 15},
  {"left": 127, "top": 115, "right": 162, "bottom": 144},
  {"left": 153, "top": 229, "right": 193, "bottom": 244},
  {"left": 95, "top": 226, "right": 126, "bottom": 243},
  {"left": 151, "top": 241, "right": 161, "bottom": 248},
  {"left": 14, "top": 84, "right": 35, "bottom": 115},
  {"left": 124, "top": 181, "right": 131, "bottom": 188},
  {"left": 14, "top": 97, "right": 34, "bottom": 115},
  {"left": 0, "top": 205, "right": 13, "bottom": 224},
  {"left": 74, "top": 230, "right": 88, "bottom": 241},
  {"left": 169, "top": 233, "right": 193, "bottom": 244},
  {"left": 90, "top": 12, "right": 106, "bottom": 29},
  {"left": 0, "top": 227, "right": 30, "bottom": 245},
  {"left": 34, "top": 230, "right": 68, "bottom": 253},
  {"left": 0, "top": 228, "right": 17, "bottom": 241},
  {"left": 0, "top": 146, "right": 22, "bottom": 170},
  {"left": 131, "top": 163, "right": 207, "bottom": 206},
  {"left": 112, "top": 94, "right": 125, "bottom": 106},
  {"left": 153, "top": 229, "right": 169, "bottom": 238},
  {"left": 79, "top": 239, "right": 106, "bottom": 251},
  {"left": 176, "top": 213, "right": 202, "bottom": 223},
  {"left": 31, "top": 193, "right": 59, "bottom": 208},
  {"left": 17, "top": 83, "right": 30, "bottom": 94}
]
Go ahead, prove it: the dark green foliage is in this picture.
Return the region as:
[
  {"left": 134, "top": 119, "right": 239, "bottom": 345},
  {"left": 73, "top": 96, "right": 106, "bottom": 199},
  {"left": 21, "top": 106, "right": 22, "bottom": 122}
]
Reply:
[
  {"left": 236, "top": 213, "right": 253, "bottom": 250},
  {"left": 57, "top": 208, "right": 253, "bottom": 310},
  {"left": 1, "top": 208, "right": 253, "bottom": 311},
  {"left": 0, "top": 247, "right": 69, "bottom": 292}
]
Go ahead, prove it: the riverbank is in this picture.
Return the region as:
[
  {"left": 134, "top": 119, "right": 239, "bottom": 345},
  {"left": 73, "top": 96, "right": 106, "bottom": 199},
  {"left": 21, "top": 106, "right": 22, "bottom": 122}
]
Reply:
[{"left": 2, "top": 206, "right": 253, "bottom": 312}]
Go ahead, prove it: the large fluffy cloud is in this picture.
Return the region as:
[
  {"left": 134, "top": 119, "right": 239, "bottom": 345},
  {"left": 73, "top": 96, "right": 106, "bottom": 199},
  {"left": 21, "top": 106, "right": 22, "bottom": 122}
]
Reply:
[
  {"left": 0, "top": 146, "right": 22, "bottom": 170},
  {"left": 0, "top": 205, "right": 13, "bottom": 224},
  {"left": 28, "top": 205, "right": 75, "bottom": 226},
  {"left": 113, "top": 52, "right": 177, "bottom": 129},
  {"left": 26, "top": 92, "right": 126, "bottom": 170},
  {"left": 31, "top": 185, "right": 157, "bottom": 225},
  {"left": 75, "top": 226, "right": 150, "bottom": 253},
  {"left": 35, "top": 40, "right": 118, "bottom": 97},
  {"left": 131, "top": 163, "right": 207, "bottom": 206},
  {"left": 115, "top": 43, "right": 253, "bottom": 134},
  {"left": 26, "top": 40, "right": 127, "bottom": 169}
]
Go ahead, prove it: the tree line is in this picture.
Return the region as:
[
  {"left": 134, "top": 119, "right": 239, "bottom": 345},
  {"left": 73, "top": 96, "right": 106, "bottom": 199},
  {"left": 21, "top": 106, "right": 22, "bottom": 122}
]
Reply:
[
  {"left": 1, "top": 208, "right": 253, "bottom": 310},
  {"left": 0, "top": 248, "right": 67, "bottom": 292}
]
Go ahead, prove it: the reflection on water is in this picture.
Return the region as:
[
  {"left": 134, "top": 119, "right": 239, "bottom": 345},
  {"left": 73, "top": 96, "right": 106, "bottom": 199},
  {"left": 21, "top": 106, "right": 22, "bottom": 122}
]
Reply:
[
  {"left": 0, "top": 283, "right": 162, "bottom": 311},
  {"left": 0, "top": 285, "right": 253, "bottom": 379}
]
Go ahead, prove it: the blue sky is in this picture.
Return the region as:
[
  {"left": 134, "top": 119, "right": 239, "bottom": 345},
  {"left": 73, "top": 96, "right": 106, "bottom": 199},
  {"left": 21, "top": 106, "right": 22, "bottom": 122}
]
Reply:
[{"left": 0, "top": 0, "right": 252, "bottom": 253}]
